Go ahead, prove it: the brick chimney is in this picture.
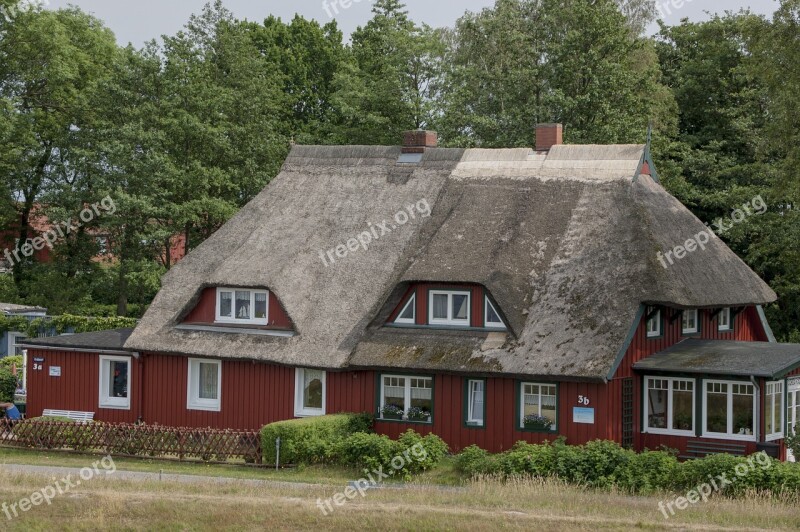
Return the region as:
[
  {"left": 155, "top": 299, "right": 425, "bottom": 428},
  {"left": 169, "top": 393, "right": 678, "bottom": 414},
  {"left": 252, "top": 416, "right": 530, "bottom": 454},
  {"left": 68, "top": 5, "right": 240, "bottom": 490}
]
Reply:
[
  {"left": 402, "top": 130, "right": 438, "bottom": 154},
  {"left": 535, "top": 123, "right": 563, "bottom": 152}
]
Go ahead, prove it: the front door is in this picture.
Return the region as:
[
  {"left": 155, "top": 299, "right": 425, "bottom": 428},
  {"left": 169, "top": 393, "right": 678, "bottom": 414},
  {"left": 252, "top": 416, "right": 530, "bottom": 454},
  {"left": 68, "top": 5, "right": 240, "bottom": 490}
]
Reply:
[{"left": 789, "top": 379, "right": 800, "bottom": 462}]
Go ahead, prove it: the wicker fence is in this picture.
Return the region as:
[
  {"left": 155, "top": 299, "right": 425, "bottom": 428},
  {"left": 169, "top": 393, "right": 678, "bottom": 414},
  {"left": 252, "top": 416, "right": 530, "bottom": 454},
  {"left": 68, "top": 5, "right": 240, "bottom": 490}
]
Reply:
[{"left": 0, "top": 418, "right": 262, "bottom": 464}]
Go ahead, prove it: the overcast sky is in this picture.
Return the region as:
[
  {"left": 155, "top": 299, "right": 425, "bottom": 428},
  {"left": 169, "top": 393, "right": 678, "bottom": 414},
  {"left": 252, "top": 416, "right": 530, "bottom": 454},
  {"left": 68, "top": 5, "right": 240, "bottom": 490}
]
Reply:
[{"left": 45, "top": 0, "right": 781, "bottom": 47}]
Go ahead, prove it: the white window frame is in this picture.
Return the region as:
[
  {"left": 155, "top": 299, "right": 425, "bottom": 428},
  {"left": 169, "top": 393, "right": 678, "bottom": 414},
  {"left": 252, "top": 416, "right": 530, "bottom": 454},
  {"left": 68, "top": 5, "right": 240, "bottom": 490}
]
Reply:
[
  {"left": 717, "top": 308, "right": 732, "bottom": 331},
  {"left": 466, "top": 379, "right": 485, "bottom": 426},
  {"left": 428, "top": 290, "right": 471, "bottom": 326},
  {"left": 215, "top": 287, "right": 269, "bottom": 326},
  {"left": 187, "top": 358, "right": 222, "bottom": 412},
  {"left": 394, "top": 294, "right": 416, "bottom": 324},
  {"left": 646, "top": 309, "right": 662, "bottom": 338},
  {"left": 98, "top": 355, "right": 131, "bottom": 410},
  {"left": 681, "top": 309, "right": 699, "bottom": 335},
  {"left": 294, "top": 368, "right": 326, "bottom": 417},
  {"left": 379, "top": 374, "right": 433, "bottom": 422},
  {"left": 7, "top": 332, "right": 25, "bottom": 356},
  {"left": 765, "top": 381, "right": 784, "bottom": 442},
  {"left": 643, "top": 376, "right": 696, "bottom": 436},
  {"left": 702, "top": 379, "right": 757, "bottom": 442},
  {"left": 484, "top": 297, "right": 506, "bottom": 329},
  {"left": 519, "top": 382, "right": 558, "bottom": 431}
]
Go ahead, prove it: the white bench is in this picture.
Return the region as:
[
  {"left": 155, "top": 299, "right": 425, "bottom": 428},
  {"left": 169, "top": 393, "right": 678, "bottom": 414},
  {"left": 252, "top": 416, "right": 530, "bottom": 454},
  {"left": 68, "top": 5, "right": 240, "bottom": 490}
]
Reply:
[{"left": 42, "top": 409, "right": 95, "bottom": 423}]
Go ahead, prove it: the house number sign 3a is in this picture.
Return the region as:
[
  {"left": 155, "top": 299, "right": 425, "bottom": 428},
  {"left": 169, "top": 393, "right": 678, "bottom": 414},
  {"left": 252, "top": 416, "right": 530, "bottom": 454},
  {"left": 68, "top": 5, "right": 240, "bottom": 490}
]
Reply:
[{"left": 578, "top": 395, "right": 591, "bottom": 406}]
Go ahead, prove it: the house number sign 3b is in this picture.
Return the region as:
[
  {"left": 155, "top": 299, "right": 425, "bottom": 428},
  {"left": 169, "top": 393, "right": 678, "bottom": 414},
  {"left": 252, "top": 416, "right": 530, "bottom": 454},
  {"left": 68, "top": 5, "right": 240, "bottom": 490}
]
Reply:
[{"left": 578, "top": 395, "right": 590, "bottom": 406}]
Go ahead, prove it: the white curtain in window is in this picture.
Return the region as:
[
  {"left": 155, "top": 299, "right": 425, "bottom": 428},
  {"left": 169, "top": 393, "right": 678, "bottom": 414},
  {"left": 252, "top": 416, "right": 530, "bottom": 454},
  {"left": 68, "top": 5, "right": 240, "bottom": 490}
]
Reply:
[{"left": 199, "top": 363, "right": 218, "bottom": 400}]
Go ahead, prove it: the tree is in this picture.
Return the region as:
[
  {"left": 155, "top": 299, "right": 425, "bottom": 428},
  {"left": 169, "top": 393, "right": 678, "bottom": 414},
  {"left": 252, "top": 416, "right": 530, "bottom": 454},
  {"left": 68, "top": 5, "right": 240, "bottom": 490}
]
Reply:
[
  {"left": 328, "top": 0, "right": 442, "bottom": 144},
  {"left": 0, "top": 5, "right": 117, "bottom": 290},
  {"left": 438, "top": 0, "right": 673, "bottom": 147}
]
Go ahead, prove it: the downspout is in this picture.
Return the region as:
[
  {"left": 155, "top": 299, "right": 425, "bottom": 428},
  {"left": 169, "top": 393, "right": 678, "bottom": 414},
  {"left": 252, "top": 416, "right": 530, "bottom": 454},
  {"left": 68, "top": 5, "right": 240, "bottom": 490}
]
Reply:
[
  {"left": 750, "top": 376, "right": 760, "bottom": 442},
  {"left": 133, "top": 352, "right": 143, "bottom": 423}
]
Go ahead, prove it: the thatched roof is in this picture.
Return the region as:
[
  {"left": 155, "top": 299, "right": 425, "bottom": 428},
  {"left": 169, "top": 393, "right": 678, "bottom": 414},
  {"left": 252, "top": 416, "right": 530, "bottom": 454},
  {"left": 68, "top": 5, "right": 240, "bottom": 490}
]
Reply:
[{"left": 125, "top": 143, "right": 776, "bottom": 381}]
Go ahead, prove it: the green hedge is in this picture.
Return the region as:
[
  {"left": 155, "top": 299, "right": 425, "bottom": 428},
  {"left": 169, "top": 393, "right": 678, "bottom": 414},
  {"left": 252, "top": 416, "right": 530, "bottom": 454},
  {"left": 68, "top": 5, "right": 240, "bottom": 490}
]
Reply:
[
  {"left": 337, "top": 430, "right": 449, "bottom": 479},
  {"left": 455, "top": 439, "right": 800, "bottom": 497},
  {"left": 0, "top": 368, "right": 17, "bottom": 402},
  {"left": 261, "top": 413, "right": 373, "bottom": 466},
  {"left": 260, "top": 414, "right": 449, "bottom": 478}
]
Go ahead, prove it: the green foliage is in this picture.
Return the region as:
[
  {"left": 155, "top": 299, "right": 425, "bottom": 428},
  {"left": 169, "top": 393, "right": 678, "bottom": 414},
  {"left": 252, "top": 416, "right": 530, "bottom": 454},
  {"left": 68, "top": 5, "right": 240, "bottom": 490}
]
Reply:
[
  {"left": 337, "top": 430, "right": 449, "bottom": 480},
  {"left": 0, "top": 355, "right": 22, "bottom": 372},
  {"left": 454, "top": 439, "right": 800, "bottom": 497},
  {"left": 0, "top": 367, "right": 17, "bottom": 402},
  {"left": 786, "top": 428, "right": 800, "bottom": 460},
  {"left": 260, "top": 413, "right": 374, "bottom": 466},
  {"left": 259, "top": 415, "right": 447, "bottom": 479},
  {"left": 0, "top": 314, "right": 137, "bottom": 337}
]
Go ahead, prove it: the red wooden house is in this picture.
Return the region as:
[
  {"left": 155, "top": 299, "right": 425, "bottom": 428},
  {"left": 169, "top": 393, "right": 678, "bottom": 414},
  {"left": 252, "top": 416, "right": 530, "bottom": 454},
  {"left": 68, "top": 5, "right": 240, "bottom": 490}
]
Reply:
[{"left": 22, "top": 125, "right": 800, "bottom": 460}]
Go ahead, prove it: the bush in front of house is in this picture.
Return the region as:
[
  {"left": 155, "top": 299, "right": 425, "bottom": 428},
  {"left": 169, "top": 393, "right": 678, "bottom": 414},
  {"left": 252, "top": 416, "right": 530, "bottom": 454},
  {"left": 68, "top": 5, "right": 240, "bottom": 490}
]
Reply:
[
  {"left": 335, "top": 430, "right": 449, "bottom": 479},
  {"left": 455, "top": 439, "right": 800, "bottom": 498},
  {"left": 0, "top": 367, "right": 17, "bottom": 403},
  {"left": 260, "top": 413, "right": 374, "bottom": 466}
]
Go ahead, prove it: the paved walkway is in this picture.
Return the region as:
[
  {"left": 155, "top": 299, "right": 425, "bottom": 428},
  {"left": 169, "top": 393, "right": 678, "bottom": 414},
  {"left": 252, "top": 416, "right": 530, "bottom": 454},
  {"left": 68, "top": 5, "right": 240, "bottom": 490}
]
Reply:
[{"left": 0, "top": 463, "right": 321, "bottom": 489}]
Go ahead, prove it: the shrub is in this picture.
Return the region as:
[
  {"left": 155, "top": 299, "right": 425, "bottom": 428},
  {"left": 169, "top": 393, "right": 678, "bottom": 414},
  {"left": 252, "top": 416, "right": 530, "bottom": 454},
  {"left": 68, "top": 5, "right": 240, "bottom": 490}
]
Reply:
[
  {"left": 260, "top": 413, "right": 373, "bottom": 466},
  {"left": 454, "top": 439, "right": 800, "bottom": 499},
  {"left": 613, "top": 450, "right": 680, "bottom": 494},
  {"left": 0, "top": 355, "right": 23, "bottom": 372},
  {"left": 0, "top": 368, "right": 17, "bottom": 402},
  {"left": 338, "top": 430, "right": 449, "bottom": 479}
]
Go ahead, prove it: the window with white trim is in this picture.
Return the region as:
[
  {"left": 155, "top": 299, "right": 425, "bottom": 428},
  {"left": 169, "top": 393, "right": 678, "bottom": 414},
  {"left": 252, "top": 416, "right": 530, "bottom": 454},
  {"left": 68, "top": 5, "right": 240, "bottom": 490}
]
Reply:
[
  {"left": 646, "top": 309, "right": 661, "bottom": 338},
  {"left": 520, "top": 383, "right": 557, "bottom": 430},
  {"left": 394, "top": 294, "right": 416, "bottom": 324},
  {"left": 681, "top": 309, "right": 699, "bottom": 335},
  {"left": 295, "top": 368, "right": 326, "bottom": 417},
  {"left": 7, "top": 332, "right": 26, "bottom": 356},
  {"left": 765, "top": 381, "right": 784, "bottom": 441},
  {"left": 99, "top": 356, "right": 131, "bottom": 409},
  {"left": 429, "top": 290, "right": 470, "bottom": 326},
  {"left": 484, "top": 297, "right": 506, "bottom": 329},
  {"left": 187, "top": 359, "right": 222, "bottom": 412},
  {"left": 215, "top": 288, "right": 269, "bottom": 325},
  {"left": 703, "top": 380, "right": 755, "bottom": 440},
  {"left": 379, "top": 375, "right": 433, "bottom": 422},
  {"left": 644, "top": 377, "right": 695, "bottom": 435},
  {"left": 717, "top": 308, "right": 732, "bottom": 331},
  {"left": 466, "top": 379, "right": 485, "bottom": 426}
]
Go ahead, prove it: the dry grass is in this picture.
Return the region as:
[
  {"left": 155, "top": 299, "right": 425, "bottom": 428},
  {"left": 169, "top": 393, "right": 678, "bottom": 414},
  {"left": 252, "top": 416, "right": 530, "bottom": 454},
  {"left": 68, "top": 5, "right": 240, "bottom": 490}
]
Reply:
[{"left": 0, "top": 469, "right": 798, "bottom": 531}]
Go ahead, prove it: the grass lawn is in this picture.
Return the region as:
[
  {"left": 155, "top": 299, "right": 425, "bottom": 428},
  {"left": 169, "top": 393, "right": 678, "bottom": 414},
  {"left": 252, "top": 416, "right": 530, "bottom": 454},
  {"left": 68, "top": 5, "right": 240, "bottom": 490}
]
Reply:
[{"left": 1, "top": 448, "right": 798, "bottom": 530}]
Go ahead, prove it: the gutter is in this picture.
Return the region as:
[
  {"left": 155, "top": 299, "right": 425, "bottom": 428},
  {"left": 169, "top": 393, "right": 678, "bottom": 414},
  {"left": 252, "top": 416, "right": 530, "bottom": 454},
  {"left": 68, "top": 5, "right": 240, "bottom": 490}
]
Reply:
[{"left": 18, "top": 344, "right": 132, "bottom": 357}]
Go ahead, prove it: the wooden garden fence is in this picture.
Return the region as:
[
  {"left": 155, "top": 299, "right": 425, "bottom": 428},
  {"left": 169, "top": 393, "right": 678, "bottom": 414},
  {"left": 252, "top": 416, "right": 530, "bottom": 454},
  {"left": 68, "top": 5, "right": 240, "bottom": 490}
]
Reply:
[{"left": 0, "top": 418, "right": 262, "bottom": 464}]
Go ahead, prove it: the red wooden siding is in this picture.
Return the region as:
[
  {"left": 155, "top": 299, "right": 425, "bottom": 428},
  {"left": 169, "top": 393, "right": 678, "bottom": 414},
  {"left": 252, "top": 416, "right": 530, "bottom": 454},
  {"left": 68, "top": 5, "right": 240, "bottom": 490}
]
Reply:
[
  {"left": 26, "top": 349, "right": 139, "bottom": 424},
  {"left": 375, "top": 375, "right": 612, "bottom": 453},
  {"left": 182, "top": 287, "right": 293, "bottom": 330}
]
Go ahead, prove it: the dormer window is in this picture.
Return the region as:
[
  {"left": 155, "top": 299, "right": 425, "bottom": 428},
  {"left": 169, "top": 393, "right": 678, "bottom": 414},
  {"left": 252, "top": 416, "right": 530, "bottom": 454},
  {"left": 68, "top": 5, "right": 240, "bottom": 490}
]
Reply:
[
  {"left": 484, "top": 297, "right": 506, "bottom": 329},
  {"left": 717, "top": 307, "right": 732, "bottom": 331},
  {"left": 215, "top": 288, "right": 268, "bottom": 325},
  {"left": 394, "top": 294, "right": 416, "bottom": 324},
  {"left": 681, "top": 309, "right": 699, "bottom": 335},
  {"left": 429, "top": 290, "right": 470, "bottom": 326},
  {"left": 646, "top": 308, "right": 662, "bottom": 338}
]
